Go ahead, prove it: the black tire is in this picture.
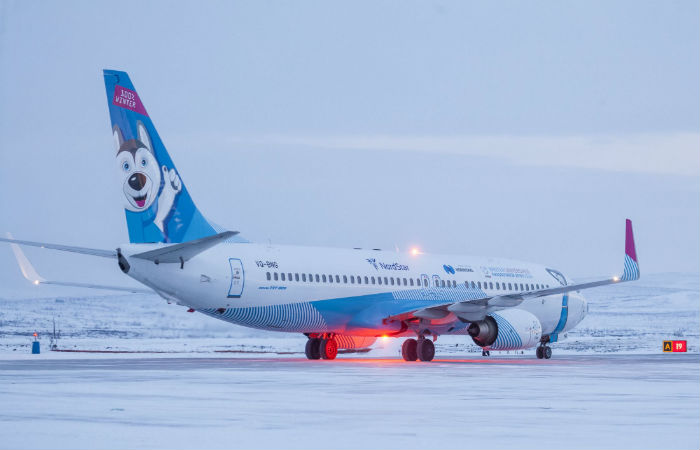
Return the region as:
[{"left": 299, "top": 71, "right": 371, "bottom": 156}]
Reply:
[
  {"left": 536, "top": 346, "right": 544, "bottom": 359},
  {"left": 305, "top": 338, "right": 321, "bottom": 360},
  {"left": 544, "top": 346, "right": 552, "bottom": 359},
  {"left": 401, "top": 338, "right": 418, "bottom": 361},
  {"left": 417, "top": 339, "right": 435, "bottom": 362},
  {"left": 320, "top": 338, "right": 338, "bottom": 360}
]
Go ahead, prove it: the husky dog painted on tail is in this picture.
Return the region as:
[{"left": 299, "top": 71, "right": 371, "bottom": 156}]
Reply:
[{"left": 113, "top": 122, "right": 181, "bottom": 242}]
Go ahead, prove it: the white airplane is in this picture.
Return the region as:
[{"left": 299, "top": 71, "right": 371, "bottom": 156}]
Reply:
[{"left": 0, "top": 70, "right": 640, "bottom": 362}]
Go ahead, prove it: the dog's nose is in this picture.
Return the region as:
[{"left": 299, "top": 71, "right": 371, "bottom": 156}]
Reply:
[{"left": 128, "top": 173, "right": 147, "bottom": 190}]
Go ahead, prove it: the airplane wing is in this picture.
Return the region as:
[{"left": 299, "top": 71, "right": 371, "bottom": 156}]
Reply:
[
  {"left": 130, "top": 231, "right": 238, "bottom": 264},
  {"left": 388, "top": 219, "right": 640, "bottom": 323},
  {"left": 6, "top": 235, "right": 152, "bottom": 294}
]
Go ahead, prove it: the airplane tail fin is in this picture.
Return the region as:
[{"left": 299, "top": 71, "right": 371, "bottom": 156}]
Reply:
[
  {"left": 620, "top": 219, "right": 640, "bottom": 281},
  {"left": 103, "top": 70, "right": 242, "bottom": 244}
]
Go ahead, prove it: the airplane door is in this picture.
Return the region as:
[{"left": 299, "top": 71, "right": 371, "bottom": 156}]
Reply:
[{"left": 228, "top": 258, "right": 244, "bottom": 298}]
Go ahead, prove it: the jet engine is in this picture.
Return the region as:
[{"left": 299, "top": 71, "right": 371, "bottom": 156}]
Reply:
[{"left": 468, "top": 309, "right": 542, "bottom": 350}]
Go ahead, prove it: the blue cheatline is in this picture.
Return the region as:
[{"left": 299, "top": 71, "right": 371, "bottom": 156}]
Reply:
[{"left": 549, "top": 294, "right": 569, "bottom": 343}]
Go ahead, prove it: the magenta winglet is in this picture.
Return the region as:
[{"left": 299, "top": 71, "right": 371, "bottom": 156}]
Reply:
[{"left": 625, "top": 219, "right": 637, "bottom": 262}]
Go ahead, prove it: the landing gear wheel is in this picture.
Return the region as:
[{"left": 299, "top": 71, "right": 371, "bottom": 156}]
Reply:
[
  {"left": 417, "top": 339, "right": 435, "bottom": 362},
  {"left": 401, "top": 338, "right": 418, "bottom": 361},
  {"left": 543, "top": 346, "right": 552, "bottom": 359},
  {"left": 482, "top": 350, "right": 490, "bottom": 357},
  {"left": 305, "top": 338, "right": 321, "bottom": 360},
  {"left": 536, "top": 346, "right": 544, "bottom": 359},
  {"left": 320, "top": 338, "right": 338, "bottom": 360}
]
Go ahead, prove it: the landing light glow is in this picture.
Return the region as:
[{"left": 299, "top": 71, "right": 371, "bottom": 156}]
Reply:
[{"left": 410, "top": 247, "right": 420, "bottom": 256}]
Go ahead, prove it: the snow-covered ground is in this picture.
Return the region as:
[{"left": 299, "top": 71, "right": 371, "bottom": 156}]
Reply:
[
  {"left": 0, "top": 273, "right": 698, "bottom": 449},
  {"left": 0, "top": 355, "right": 698, "bottom": 449}
]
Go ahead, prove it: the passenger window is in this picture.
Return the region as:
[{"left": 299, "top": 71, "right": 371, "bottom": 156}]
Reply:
[
  {"left": 371, "top": 277, "right": 376, "bottom": 284},
  {"left": 302, "top": 273, "right": 307, "bottom": 282},
  {"left": 266, "top": 272, "right": 271, "bottom": 281},
  {"left": 365, "top": 276, "right": 369, "bottom": 284},
  {"left": 281, "top": 273, "right": 286, "bottom": 281},
  {"left": 423, "top": 279, "right": 428, "bottom": 287},
  {"left": 274, "top": 272, "right": 278, "bottom": 281},
  {"left": 390, "top": 278, "right": 394, "bottom": 286},
  {"left": 335, "top": 275, "right": 339, "bottom": 283},
  {"left": 489, "top": 282, "right": 493, "bottom": 289},
  {"left": 343, "top": 275, "right": 347, "bottom": 283},
  {"left": 328, "top": 275, "right": 333, "bottom": 283},
  {"left": 349, "top": 276, "right": 354, "bottom": 284},
  {"left": 477, "top": 281, "right": 481, "bottom": 289},
  {"left": 442, "top": 280, "right": 446, "bottom": 288},
  {"left": 496, "top": 282, "right": 500, "bottom": 290},
  {"left": 378, "top": 277, "right": 382, "bottom": 285},
  {"left": 288, "top": 273, "right": 292, "bottom": 281},
  {"left": 410, "top": 278, "right": 414, "bottom": 286},
  {"left": 384, "top": 277, "right": 388, "bottom": 285},
  {"left": 295, "top": 273, "right": 299, "bottom": 282},
  {"left": 452, "top": 280, "right": 456, "bottom": 288},
  {"left": 322, "top": 274, "right": 327, "bottom": 282}
]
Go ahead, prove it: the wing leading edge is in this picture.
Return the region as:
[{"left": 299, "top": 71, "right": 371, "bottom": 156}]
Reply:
[{"left": 389, "top": 219, "right": 640, "bottom": 323}]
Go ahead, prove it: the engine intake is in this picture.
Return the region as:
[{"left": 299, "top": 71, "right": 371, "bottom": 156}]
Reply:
[{"left": 467, "top": 316, "right": 498, "bottom": 347}]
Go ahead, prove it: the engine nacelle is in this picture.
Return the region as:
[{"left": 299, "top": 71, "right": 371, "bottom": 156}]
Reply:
[
  {"left": 468, "top": 309, "right": 542, "bottom": 350},
  {"left": 334, "top": 335, "right": 377, "bottom": 350}
]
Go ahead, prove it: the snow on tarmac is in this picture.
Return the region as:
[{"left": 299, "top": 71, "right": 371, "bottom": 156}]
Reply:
[
  {"left": 0, "top": 355, "right": 698, "bottom": 450},
  {"left": 0, "top": 273, "right": 698, "bottom": 449}
]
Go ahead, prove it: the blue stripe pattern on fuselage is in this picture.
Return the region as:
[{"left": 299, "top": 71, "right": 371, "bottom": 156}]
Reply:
[{"left": 202, "top": 283, "right": 489, "bottom": 334}]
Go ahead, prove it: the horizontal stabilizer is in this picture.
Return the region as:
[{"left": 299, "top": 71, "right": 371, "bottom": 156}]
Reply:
[
  {"left": 7, "top": 236, "right": 151, "bottom": 293},
  {"left": 0, "top": 234, "right": 116, "bottom": 258},
  {"left": 131, "top": 231, "right": 238, "bottom": 264}
]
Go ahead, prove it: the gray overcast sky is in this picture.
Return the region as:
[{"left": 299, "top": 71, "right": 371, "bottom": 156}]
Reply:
[{"left": 0, "top": 1, "right": 698, "bottom": 296}]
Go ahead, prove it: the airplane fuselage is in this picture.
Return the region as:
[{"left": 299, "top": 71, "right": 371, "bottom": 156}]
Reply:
[{"left": 120, "top": 242, "right": 587, "bottom": 344}]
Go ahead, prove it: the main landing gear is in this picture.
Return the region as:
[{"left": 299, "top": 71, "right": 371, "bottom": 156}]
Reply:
[
  {"left": 401, "top": 336, "right": 435, "bottom": 362},
  {"left": 536, "top": 336, "right": 552, "bottom": 359},
  {"left": 305, "top": 334, "right": 338, "bottom": 360}
]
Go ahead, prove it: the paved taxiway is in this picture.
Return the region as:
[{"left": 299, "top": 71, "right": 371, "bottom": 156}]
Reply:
[{"left": 1, "top": 354, "right": 698, "bottom": 449}]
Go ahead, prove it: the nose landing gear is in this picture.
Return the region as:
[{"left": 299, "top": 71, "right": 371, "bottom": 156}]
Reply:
[{"left": 536, "top": 336, "right": 552, "bottom": 359}]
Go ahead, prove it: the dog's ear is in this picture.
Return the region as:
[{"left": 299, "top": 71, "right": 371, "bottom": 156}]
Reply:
[
  {"left": 113, "top": 125, "right": 124, "bottom": 152},
  {"left": 136, "top": 121, "right": 153, "bottom": 152}
]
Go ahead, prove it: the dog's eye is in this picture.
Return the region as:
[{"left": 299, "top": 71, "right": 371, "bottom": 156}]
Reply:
[
  {"left": 140, "top": 158, "right": 147, "bottom": 167},
  {"left": 122, "top": 162, "right": 130, "bottom": 171}
]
